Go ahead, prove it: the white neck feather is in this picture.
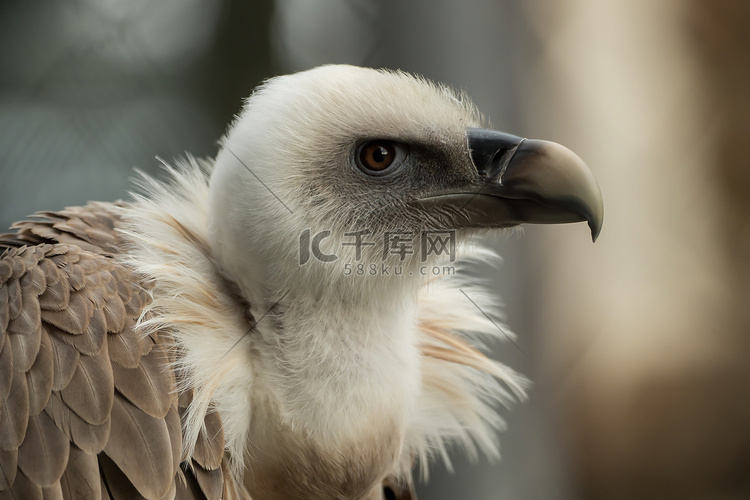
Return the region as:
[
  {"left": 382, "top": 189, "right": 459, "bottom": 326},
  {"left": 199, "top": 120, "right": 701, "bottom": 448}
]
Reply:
[
  {"left": 253, "top": 277, "right": 422, "bottom": 440},
  {"left": 121, "top": 159, "right": 425, "bottom": 479},
  {"left": 121, "top": 159, "right": 527, "bottom": 493}
]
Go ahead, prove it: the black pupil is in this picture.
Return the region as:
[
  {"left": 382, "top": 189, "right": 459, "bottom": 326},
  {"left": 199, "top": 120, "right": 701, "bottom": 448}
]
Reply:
[{"left": 372, "top": 145, "right": 388, "bottom": 163}]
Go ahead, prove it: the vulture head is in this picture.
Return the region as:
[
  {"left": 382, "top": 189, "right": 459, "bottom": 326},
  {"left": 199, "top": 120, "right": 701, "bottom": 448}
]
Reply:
[{"left": 208, "top": 65, "right": 602, "bottom": 305}]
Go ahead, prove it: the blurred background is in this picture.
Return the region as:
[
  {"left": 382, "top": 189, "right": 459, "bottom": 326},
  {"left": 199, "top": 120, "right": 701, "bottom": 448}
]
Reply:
[{"left": 2, "top": 1, "right": 749, "bottom": 498}]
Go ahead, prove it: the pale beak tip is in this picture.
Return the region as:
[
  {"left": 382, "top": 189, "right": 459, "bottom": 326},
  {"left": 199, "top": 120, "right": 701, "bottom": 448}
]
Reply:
[{"left": 590, "top": 217, "right": 603, "bottom": 242}]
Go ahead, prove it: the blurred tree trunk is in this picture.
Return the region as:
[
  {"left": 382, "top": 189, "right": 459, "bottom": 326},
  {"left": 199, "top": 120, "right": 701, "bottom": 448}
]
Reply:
[{"left": 524, "top": 1, "right": 750, "bottom": 498}]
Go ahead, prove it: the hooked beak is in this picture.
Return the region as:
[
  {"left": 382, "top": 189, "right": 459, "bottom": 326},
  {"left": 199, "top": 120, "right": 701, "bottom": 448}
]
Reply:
[{"left": 416, "top": 128, "right": 604, "bottom": 241}]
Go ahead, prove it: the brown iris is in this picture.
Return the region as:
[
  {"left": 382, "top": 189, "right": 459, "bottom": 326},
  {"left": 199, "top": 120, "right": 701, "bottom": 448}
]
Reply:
[{"left": 358, "top": 141, "right": 396, "bottom": 172}]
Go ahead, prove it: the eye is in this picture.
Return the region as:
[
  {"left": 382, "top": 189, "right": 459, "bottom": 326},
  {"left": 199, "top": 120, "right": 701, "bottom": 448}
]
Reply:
[{"left": 356, "top": 140, "right": 402, "bottom": 174}]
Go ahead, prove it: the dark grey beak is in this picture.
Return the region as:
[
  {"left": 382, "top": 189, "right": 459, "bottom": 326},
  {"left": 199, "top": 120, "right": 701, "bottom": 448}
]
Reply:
[{"left": 416, "top": 128, "right": 604, "bottom": 241}]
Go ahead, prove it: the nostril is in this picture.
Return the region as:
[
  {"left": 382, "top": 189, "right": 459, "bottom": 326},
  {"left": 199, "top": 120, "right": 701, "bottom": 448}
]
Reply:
[{"left": 466, "top": 127, "right": 524, "bottom": 179}]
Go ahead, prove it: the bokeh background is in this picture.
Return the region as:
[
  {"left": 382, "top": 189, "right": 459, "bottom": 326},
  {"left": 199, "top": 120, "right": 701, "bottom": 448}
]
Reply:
[{"left": 2, "top": 1, "right": 749, "bottom": 499}]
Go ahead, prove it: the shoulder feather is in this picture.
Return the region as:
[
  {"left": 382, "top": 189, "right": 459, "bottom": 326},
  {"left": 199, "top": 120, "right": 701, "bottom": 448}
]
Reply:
[{"left": 0, "top": 202, "right": 233, "bottom": 499}]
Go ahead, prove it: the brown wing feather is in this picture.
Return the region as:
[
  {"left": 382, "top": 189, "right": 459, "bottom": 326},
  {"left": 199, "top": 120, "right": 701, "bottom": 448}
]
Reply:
[
  {"left": 1, "top": 370, "right": 29, "bottom": 450},
  {"left": 26, "top": 333, "right": 54, "bottom": 416},
  {"left": 103, "top": 393, "right": 174, "bottom": 499},
  {"left": 37, "top": 259, "right": 70, "bottom": 312},
  {"left": 192, "top": 463, "right": 223, "bottom": 500},
  {"left": 42, "top": 482, "right": 64, "bottom": 500},
  {"left": 0, "top": 338, "right": 13, "bottom": 404},
  {"left": 112, "top": 348, "right": 174, "bottom": 420},
  {"left": 4, "top": 469, "right": 43, "bottom": 500},
  {"left": 9, "top": 291, "right": 41, "bottom": 335},
  {"left": 0, "top": 448, "right": 17, "bottom": 490},
  {"left": 60, "top": 445, "right": 100, "bottom": 499},
  {"left": 0, "top": 285, "right": 9, "bottom": 334},
  {"left": 59, "top": 342, "right": 114, "bottom": 426},
  {"left": 17, "top": 411, "right": 70, "bottom": 487},
  {"left": 192, "top": 411, "right": 224, "bottom": 471},
  {"left": 106, "top": 323, "right": 142, "bottom": 369},
  {"left": 164, "top": 404, "right": 183, "bottom": 478},
  {"left": 97, "top": 454, "right": 145, "bottom": 500},
  {"left": 48, "top": 334, "right": 80, "bottom": 391},
  {"left": 6, "top": 280, "right": 21, "bottom": 324},
  {"left": 43, "top": 392, "right": 111, "bottom": 454},
  {"left": 49, "top": 310, "right": 107, "bottom": 357},
  {"left": 8, "top": 321, "right": 42, "bottom": 373},
  {"left": 175, "top": 467, "right": 206, "bottom": 499},
  {"left": 0, "top": 203, "right": 231, "bottom": 499},
  {"left": 43, "top": 292, "right": 94, "bottom": 334}
]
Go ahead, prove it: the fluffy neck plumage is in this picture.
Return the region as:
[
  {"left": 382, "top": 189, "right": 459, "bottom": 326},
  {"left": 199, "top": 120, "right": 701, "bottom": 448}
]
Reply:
[
  {"left": 239, "top": 276, "right": 422, "bottom": 499},
  {"left": 203, "top": 180, "right": 429, "bottom": 498},
  {"left": 122, "top": 159, "right": 527, "bottom": 497},
  {"left": 209, "top": 219, "right": 427, "bottom": 442},
  {"left": 256, "top": 277, "right": 422, "bottom": 433}
]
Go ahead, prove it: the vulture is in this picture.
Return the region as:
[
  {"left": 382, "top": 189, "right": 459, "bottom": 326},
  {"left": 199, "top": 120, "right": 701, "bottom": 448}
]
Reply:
[{"left": 0, "top": 65, "right": 602, "bottom": 500}]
